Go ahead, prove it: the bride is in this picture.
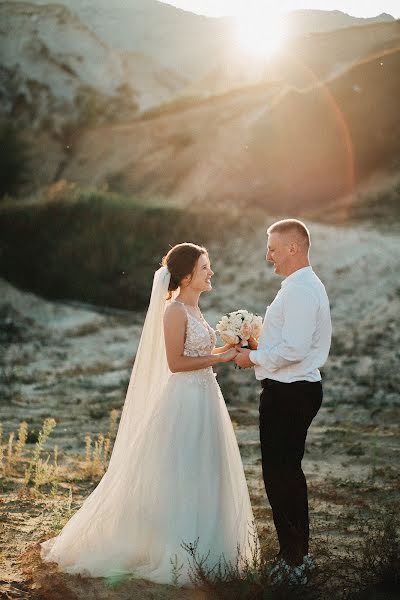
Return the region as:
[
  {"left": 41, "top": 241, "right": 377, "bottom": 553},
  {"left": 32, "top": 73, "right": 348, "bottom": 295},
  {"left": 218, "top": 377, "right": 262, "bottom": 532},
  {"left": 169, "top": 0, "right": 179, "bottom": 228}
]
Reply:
[{"left": 40, "top": 242, "right": 259, "bottom": 585}]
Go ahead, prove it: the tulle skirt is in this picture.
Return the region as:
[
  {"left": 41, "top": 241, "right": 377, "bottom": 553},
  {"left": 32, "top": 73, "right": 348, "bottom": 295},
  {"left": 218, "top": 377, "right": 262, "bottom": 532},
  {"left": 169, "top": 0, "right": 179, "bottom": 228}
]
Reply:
[{"left": 40, "top": 368, "right": 258, "bottom": 585}]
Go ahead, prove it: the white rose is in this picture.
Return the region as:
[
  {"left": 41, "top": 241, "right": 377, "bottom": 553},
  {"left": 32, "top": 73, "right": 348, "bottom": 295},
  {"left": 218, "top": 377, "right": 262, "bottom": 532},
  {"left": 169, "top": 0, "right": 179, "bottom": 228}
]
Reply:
[
  {"left": 243, "top": 313, "right": 253, "bottom": 326},
  {"left": 239, "top": 322, "right": 252, "bottom": 340},
  {"left": 216, "top": 320, "right": 228, "bottom": 332},
  {"left": 230, "top": 313, "right": 242, "bottom": 327}
]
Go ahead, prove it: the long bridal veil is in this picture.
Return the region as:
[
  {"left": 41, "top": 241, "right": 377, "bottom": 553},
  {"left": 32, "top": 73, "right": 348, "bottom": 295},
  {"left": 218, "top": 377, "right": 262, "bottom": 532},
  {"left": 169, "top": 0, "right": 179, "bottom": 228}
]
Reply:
[
  {"left": 40, "top": 266, "right": 175, "bottom": 575},
  {"left": 107, "top": 265, "right": 172, "bottom": 466}
]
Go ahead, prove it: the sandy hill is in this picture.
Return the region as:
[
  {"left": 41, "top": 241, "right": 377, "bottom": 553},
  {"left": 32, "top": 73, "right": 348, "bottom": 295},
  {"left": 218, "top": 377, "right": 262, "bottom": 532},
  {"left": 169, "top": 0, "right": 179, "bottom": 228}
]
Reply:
[
  {"left": 0, "top": 1, "right": 191, "bottom": 131},
  {"left": 3, "top": 2, "right": 399, "bottom": 209},
  {"left": 8, "top": 0, "right": 233, "bottom": 80},
  {"left": 285, "top": 8, "right": 394, "bottom": 36},
  {"left": 5, "top": 1, "right": 397, "bottom": 99},
  {"left": 0, "top": 2, "right": 138, "bottom": 131},
  {"left": 266, "top": 20, "right": 400, "bottom": 87},
  {"left": 39, "top": 45, "right": 399, "bottom": 216},
  {"left": 185, "top": 20, "right": 400, "bottom": 97},
  {"left": 244, "top": 47, "right": 400, "bottom": 211}
]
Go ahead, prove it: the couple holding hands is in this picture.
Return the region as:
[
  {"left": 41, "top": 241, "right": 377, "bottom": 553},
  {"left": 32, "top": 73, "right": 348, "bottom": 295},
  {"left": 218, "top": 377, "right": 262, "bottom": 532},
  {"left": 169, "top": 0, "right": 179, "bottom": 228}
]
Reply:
[{"left": 41, "top": 218, "right": 332, "bottom": 587}]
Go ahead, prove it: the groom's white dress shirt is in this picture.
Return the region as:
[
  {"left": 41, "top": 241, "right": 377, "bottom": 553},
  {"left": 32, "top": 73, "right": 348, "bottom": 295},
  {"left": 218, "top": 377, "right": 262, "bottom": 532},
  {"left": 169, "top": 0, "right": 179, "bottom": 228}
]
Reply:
[{"left": 249, "top": 266, "right": 332, "bottom": 383}]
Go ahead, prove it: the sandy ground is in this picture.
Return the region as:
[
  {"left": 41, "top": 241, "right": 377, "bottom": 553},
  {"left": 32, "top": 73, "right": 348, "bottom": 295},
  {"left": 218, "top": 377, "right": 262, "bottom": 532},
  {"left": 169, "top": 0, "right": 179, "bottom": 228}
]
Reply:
[{"left": 0, "top": 219, "right": 399, "bottom": 599}]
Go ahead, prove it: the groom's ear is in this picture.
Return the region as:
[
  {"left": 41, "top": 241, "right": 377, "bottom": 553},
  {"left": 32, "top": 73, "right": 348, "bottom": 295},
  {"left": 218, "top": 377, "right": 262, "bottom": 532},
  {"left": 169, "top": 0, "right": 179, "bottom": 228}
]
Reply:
[{"left": 288, "top": 241, "right": 298, "bottom": 255}]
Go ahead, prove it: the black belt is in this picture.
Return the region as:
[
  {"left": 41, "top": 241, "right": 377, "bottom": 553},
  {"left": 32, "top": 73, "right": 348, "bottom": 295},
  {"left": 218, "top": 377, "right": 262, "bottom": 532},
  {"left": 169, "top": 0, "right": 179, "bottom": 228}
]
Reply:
[
  {"left": 261, "top": 378, "right": 318, "bottom": 388},
  {"left": 261, "top": 378, "right": 281, "bottom": 388}
]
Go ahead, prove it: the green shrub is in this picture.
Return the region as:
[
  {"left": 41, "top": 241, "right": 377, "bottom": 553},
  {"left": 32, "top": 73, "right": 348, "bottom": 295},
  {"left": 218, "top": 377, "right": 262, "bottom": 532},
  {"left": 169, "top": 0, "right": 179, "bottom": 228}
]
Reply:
[
  {"left": 0, "top": 122, "right": 31, "bottom": 197},
  {"left": 0, "top": 191, "right": 241, "bottom": 310}
]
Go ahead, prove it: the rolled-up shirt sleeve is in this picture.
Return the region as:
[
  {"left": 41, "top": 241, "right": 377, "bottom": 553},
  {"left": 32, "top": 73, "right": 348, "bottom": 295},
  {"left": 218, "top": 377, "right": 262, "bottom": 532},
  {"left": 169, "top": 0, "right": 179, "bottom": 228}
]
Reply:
[{"left": 249, "top": 284, "right": 319, "bottom": 371}]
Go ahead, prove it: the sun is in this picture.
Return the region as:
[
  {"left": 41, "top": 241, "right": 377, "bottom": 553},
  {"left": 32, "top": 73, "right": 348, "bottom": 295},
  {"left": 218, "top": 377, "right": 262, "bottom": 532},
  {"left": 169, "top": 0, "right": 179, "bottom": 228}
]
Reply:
[{"left": 234, "top": 10, "right": 286, "bottom": 59}]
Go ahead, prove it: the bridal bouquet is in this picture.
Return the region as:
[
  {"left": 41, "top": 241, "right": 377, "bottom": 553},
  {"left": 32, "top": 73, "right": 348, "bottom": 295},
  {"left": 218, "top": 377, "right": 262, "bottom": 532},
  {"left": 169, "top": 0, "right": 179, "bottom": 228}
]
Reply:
[{"left": 216, "top": 310, "right": 263, "bottom": 348}]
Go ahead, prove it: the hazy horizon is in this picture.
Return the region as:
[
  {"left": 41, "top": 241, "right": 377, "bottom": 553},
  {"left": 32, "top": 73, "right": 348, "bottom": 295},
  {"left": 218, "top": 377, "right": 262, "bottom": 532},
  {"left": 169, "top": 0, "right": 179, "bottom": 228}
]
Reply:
[{"left": 160, "top": 0, "right": 400, "bottom": 19}]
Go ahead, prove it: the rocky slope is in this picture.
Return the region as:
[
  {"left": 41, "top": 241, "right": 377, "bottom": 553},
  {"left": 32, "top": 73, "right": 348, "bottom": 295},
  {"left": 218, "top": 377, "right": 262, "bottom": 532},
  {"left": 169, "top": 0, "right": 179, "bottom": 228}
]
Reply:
[
  {"left": 6, "top": 0, "right": 233, "bottom": 82},
  {"left": 0, "top": 2, "right": 136, "bottom": 131},
  {"left": 266, "top": 19, "right": 400, "bottom": 88},
  {"left": 1, "top": 0, "right": 397, "bottom": 131},
  {"left": 285, "top": 8, "right": 394, "bottom": 36},
  {"left": 0, "top": 1, "right": 190, "bottom": 131},
  {"left": 10, "top": 0, "right": 395, "bottom": 75},
  {"left": 42, "top": 45, "right": 399, "bottom": 215},
  {"left": 185, "top": 20, "right": 400, "bottom": 99}
]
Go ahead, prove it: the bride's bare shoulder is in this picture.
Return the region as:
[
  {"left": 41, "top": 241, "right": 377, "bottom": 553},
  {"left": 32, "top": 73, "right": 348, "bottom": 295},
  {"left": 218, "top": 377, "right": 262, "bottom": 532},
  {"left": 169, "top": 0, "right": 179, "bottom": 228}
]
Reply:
[{"left": 164, "top": 301, "right": 187, "bottom": 323}]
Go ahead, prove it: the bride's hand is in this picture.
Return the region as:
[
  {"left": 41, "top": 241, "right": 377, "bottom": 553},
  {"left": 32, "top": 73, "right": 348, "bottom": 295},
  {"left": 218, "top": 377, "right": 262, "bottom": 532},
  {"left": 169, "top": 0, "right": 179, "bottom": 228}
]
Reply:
[{"left": 219, "top": 348, "right": 238, "bottom": 363}]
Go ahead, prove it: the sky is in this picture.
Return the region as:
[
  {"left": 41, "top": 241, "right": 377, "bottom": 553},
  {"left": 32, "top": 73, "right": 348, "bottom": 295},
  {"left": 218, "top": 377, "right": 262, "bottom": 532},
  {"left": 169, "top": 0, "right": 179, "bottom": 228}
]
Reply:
[{"left": 160, "top": 1, "right": 400, "bottom": 18}]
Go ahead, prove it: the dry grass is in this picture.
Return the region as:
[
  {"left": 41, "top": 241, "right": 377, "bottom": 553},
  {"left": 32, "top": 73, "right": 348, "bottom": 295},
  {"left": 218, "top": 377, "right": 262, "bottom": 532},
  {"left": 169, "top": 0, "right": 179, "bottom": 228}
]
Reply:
[
  {"left": 180, "top": 512, "right": 400, "bottom": 599},
  {"left": 0, "top": 409, "right": 120, "bottom": 494},
  {"left": 1, "top": 409, "right": 399, "bottom": 599}
]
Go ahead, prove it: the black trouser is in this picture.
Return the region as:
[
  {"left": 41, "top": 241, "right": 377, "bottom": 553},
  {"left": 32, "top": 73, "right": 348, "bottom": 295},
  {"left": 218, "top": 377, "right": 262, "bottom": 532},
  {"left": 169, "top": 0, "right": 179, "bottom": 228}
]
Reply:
[{"left": 259, "top": 378, "right": 323, "bottom": 565}]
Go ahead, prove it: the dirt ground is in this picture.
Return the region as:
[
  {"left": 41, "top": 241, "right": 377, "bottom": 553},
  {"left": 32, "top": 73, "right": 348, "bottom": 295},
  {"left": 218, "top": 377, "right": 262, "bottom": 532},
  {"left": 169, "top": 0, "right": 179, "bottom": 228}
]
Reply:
[{"left": 1, "top": 219, "right": 399, "bottom": 599}]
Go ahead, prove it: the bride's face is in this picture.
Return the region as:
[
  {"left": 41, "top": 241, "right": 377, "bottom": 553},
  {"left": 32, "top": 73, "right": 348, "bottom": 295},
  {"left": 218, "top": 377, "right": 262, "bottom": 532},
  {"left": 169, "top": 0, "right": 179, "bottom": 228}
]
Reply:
[{"left": 185, "top": 253, "right": 214, "bottom": 293}]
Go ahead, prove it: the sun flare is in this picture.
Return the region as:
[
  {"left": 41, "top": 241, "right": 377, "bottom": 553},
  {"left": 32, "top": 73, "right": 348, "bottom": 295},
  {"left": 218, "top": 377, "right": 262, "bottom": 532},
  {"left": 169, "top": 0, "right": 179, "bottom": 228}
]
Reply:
[{"left": 234, "top": 10, "right": 286, "bottom": 59}]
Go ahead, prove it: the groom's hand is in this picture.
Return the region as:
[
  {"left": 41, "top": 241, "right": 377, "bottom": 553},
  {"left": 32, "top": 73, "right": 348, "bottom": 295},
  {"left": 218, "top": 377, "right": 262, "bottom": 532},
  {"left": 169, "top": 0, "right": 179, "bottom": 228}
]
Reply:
[
  {"left": 248, "top": 336, "right": 258, "bottom": 350},
  {"left": 234, "top": 347, "right": 254, "bottom": 369}
]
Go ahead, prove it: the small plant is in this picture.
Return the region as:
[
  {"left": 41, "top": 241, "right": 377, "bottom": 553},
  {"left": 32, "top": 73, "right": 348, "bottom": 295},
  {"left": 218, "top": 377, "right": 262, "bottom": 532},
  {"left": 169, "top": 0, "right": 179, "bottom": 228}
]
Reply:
[
  {"left": 84, "top": 432, "right": 107, "bottom": 477},
  {"left": 84, "top": 409, "right": 120, "bottom": 478},
  {"left": 6, "top": 431, "right": 15, "bottom": 472},
  {"left": 108, "top": 408, "right": 119, "bottom": 440},
  {"left": 181, "top": 521, "right": 265, "bottom": 597},
  {"left": 170, "top": 553, "right": 184, "bottom": 587},
  {"left": 85, "top": 433, "right": 104, "bottom": 477},
  {"left": 50, "top": 487, "right": 74, "bottom": 533},
  {"left": 24, "top": 417, "right": 57, "bottom": 488},
  {"left": 14, "top": 421, "right": 28, "bottom": 462}
]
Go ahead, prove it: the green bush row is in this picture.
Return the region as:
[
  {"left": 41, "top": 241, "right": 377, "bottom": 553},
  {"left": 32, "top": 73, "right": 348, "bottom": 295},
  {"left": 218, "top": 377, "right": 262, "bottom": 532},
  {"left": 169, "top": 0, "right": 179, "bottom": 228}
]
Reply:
[{"left": 0, "top": 191, "right": 234, "bottom": 310}]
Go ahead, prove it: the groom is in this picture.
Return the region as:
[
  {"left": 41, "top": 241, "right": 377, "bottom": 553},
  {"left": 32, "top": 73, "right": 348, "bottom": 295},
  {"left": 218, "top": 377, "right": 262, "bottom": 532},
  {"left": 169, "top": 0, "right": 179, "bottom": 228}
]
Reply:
[{"left": 235, "top": 219, "right": 331, "bottom": 581}]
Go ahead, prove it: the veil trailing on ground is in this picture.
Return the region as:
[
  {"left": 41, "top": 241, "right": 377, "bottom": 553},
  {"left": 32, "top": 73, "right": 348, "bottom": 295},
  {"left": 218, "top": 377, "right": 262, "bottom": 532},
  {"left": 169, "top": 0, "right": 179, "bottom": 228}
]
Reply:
[{"left": 108, "top": 265, "right": 172, "bottom": 467}]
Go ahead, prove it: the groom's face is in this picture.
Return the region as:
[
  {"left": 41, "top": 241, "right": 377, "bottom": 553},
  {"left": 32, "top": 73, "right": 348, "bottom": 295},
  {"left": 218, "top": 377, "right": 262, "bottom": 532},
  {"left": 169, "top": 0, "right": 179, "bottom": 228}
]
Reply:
[{"left": 266, "top": 232, "right": 292, "bottom": 276}]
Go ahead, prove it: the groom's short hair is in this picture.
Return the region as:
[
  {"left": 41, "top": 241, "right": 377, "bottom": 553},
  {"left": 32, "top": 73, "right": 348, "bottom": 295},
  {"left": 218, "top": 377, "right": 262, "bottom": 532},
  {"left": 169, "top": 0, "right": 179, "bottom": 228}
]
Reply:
[{"left": 267, "top": 219, "right": 311, "bottom": 248}]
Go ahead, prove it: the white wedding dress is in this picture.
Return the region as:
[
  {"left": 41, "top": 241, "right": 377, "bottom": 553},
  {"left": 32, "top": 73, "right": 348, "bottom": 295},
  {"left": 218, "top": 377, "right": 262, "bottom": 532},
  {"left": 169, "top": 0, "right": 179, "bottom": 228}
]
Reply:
[{"left": 41, "top": 271, "right": 258, "bottom": 586}]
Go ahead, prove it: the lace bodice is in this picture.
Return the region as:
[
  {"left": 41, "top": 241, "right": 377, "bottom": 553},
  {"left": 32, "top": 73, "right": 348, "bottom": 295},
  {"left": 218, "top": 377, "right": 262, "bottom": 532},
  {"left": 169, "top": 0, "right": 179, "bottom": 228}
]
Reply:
[
  {"left": 172, "top": 301, "right": 216, "bottom": 356},
  {"left": 169, "top": 301, "right": 218, "bottom": 387}
]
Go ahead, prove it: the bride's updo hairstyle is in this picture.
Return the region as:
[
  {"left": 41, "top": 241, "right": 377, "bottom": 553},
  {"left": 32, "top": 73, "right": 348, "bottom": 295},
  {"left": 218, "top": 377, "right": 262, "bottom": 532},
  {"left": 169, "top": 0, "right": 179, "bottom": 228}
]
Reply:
[{"left": 162, "top": 243, "right": 208, "bottom": 300}]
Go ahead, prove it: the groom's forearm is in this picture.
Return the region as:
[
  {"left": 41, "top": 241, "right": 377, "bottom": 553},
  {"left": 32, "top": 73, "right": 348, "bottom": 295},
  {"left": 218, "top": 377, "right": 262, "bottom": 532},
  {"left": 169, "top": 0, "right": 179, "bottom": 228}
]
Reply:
[{"left": 249, "top": 342, "right": 309, "bottom": 370}]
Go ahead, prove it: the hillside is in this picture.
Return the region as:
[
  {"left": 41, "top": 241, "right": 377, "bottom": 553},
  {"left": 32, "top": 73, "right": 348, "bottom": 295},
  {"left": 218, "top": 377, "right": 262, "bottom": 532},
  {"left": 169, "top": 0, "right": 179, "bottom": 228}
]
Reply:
[
  {"left": 39, "top": 46, "right": 399, "bottom": 216},
  {"left": 285, "top": 8, "right": 394, "bottom": 35},
  {"left": 0, "top": 2, "right": 138, "bottom": 131},
  {"left": 9, "top": 0, "right": 395, "bottom": 76},
  {"left": 2, "top": 3, "right": 399, "bottom": 210},
  {"left": 245, "top": 47, "right": 400, "bottom": 211},
  {"left": 185, "top": 20, "right": 400, "bottom": 100},
  {"left": 8, "top": 0, "right": 233, "bottom": 80},
  {"left": 0, "top": 1, "right": 191, "bottom": 132},
  {"left": 266, "top": 19, "right": 400, "bottom": 88},
  {"left": 4, "top": 1, "right": 397, "bottom": 105}
]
